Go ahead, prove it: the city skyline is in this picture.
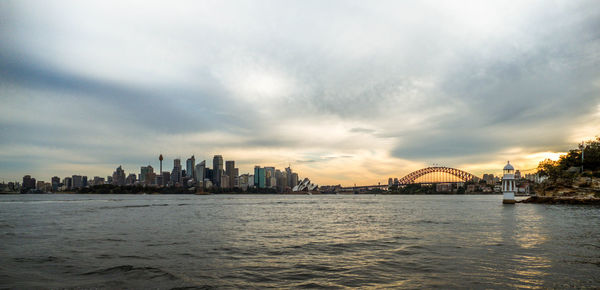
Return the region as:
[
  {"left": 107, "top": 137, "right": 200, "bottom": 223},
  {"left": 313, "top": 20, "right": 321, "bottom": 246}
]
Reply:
[{"left": 1, "top": 1, "right": 599, "bottom": 185}]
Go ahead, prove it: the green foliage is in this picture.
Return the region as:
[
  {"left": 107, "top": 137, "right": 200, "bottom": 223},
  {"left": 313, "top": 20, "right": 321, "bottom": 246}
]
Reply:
[{"left": 536, "top": 136, "right": 600, "bottom": 182}]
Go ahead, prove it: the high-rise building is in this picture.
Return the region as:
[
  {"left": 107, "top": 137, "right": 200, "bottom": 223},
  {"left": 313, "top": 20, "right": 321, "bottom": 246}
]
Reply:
[
  {"left": 171, "top": 159, "right": 182, "bottom": 184},
  {"left": 233, "top": 168, "right": 239, "bottom": 187},
  {"left": 72, "top": 175, "right": 83, "bottom": 188},
  {"left": 140, "top": 165, "right": 154, "bottom": 185},
  {"left": 22, "top": 175, "right": 35, "bottom": 190},
  {"left": 82, "top": 176, "right": 88, "bottom": 187},
  {"left": 291, "top": 173, "right": 299, "bottom": 188},
  {"left": 64, "top": 177, "right": 73, "bottom": 190},
  {"left": 51, "top": 176, "right": 60, "bottom": 191},
  {"left": 265, "top": 167, "right": 275, "bottom": 188},
  {"left": 186, "top": 155, "right": 195, "bottom": 179},
  {"left": 221, "top": 174, "right": 230, "bottom": 188},
  {"left": 213, "top": 155, "right": 223, "bottom": 187},
  {"left": 226, "top": 161, "right": 237, "bottom": 188},
  {"left": 92, "top": 176, "right": 104, "bottom": 186},
  {"left": 162, "top": 171, "right": 171, "bottom": 186},
  {"left": 126, "top": 173, "right": 137, "bottom": 185},
  {"left": 112, "top": 166, "right": 126, "bottom": 186},
  {"left": 195, "top": 160, "right": 206, "bottom": 184},
  {"left": 254, "top": 166, "right": 266, "bottom": 188}
]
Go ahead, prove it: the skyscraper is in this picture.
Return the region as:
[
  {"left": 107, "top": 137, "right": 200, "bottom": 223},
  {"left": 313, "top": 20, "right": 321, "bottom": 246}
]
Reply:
[
  {"left": 254, "top": 166, "right": 266, "bottom": 188},
  {"left": 265, "top": 167, "right": 275, "bottom": 188},
  {"left": 112, "top": 166, "right": 126, "bottom": 186},
  {"left": 171, "top": 159, "right": 182, "bottom": 184},
  {"left": 195, "top": 160, "right": 206, "bottom": 184},
  {"left": 213, "top": 155, "right": 223, "bottom": 187},
  {"left": 225, "top": 160, "right": 236, "bottom": 188},
  {"left": 186, "top": 155, "right": 195, "bottom": 179}
]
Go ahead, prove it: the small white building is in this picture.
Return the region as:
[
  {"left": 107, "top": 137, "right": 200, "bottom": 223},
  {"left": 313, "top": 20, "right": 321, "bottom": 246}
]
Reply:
[{"left": 502, "top": 161, "right": 516, "bottom": 204}]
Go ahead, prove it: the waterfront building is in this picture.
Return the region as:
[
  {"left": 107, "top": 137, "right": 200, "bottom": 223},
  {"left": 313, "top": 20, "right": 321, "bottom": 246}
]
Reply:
[
  {"left": 388, "top": 178, "right": 393, "bottom": 186},
  {"left": 126, "top": 173, "right": 137, "bottom": 185},
  {"left": 213, "top": 155, "right": 223, "bottom": 187},
  {"left": 72, "top": 175, "right": 83, "bottom": 188},
  {"left": 171, "top": 159, "right": 182, "bottom": 184},
  {"left": 186, "top": 155, "right": 195, "bottom": 179},
  {"left": 161, "top": 171, "right": 171, "bottom": 186},
  {"left": 107, "top": 176, "right": 113, "bottom": 184},
  {"left": 291, "top": 173, "right": 299, "bottom": 188},
  {"left": 195, "top": 160, "right": 206, "bottom": 184},
  {"left": 254, "top": 166, "right": 266, "bottom": 188},
  {"left": 22, "top": 175, "right": 35, "bottom": 190},
  {"left": 82, "top": 176, "right": 88, "bottom": 187},
  {"left": 221, "top": 174, "right": 230, "bottom": 189},
  {"left": 265, "top": 167, "right": 275, "bottom": 188},
  {"left": 226, "top": 161, "right": 237, "bottom": 188},
  {"left": 51, "top": 176, "right": 60, "bottom": 191},
  {"left": 514, "top": 170, "right": 521, "bottom": 180},
  {"left": 64, "top": 177, "right": 73, "bottom": 190},
  {"left": 502, "top": 161, "right": 516, "bottom": 204},
  {"left": 112, "top": 166, "right": 126, "bottom": 186}
]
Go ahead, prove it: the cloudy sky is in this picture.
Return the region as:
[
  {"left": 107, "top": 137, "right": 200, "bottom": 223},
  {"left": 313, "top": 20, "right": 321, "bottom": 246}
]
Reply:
[{"left": 1, "top": 0, "right": 599, "bottom": 185}]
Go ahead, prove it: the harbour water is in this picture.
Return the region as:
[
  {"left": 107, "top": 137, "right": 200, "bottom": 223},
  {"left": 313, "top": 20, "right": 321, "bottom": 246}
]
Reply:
[{"left": 1, "top": 194, "right": 598, "bottom": 288}]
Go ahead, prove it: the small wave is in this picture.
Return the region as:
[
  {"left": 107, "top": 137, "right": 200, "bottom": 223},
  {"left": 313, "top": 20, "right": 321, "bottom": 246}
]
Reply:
[
  {"left": 82, "top": 265, "right": 180, "bottom": 281},
  {"left": 13, "top": 256, "right": 65, "bottom": 263}
]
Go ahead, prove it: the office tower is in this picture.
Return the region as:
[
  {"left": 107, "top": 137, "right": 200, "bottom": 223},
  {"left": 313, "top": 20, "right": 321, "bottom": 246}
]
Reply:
[
  {"left": 213, "top": 155, "right": 223, "bottom": 187},
  {"left": 112, "top": 166, "right": 126, "bottom": 186},
  {"left": 162, "top": 171, "right": 171, "bottom": 186},
  {"left": 51, "top": 176, "right": 60, "bottom": 191},
  {"left": 265, "top": 167, "right": 275, "bottom": 188},
  {"left": 186, "top": 155, "right": 195, "bottom": 179},
  {"left": 285, "top": 166, "right": 293, "bottom": 187},
  {"left": 22, "top": 175, "right": 35, "bottom": 190},
  {"left": 388, "top": 178, "right": 393, "bottom": 186},
  {"left": 82, "top": 176, "right": 88, "bottom": 187},
  {"left": 221, "top": 174, "right": 230, "bottom": 188},
  {"left": 195, "top": 160, "right": 206, "bottom": 184},
  {"left": 254, "top": 166, "right": 260, "bottom": 186},
  {"left": 226, "top": 161, "right": 236, "bottom": 188},
  {"left": 254, "top": 166, "right": 266, "bottom": 188},
  {"left": 72, "top": 175, "right": 83, "bottom": 188},
  {"left": 291, "top": 173, "right": 299, "bottom": 188},
  {"left": 106, "top": 176, "right": 113, "bottom": 184},
  {"left": 126, "top": 173, "right": 136, "bottom": 185},
  {"left": 233, "top": 168, "right": 239, "bottom": 187},
  {"left": 171, "top": 159, "right": 182, "bottom": 184},
  {"left": 64, "top": 177, "right": 73, "bottom": 190}
]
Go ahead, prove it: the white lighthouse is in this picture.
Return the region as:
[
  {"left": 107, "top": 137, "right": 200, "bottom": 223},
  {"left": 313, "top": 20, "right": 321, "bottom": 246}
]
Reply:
[{"left": 502, "top": 161, "right": 516, "bottom": 204}]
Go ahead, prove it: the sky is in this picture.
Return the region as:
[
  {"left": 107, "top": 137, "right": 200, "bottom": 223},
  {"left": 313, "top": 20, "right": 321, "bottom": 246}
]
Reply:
[{"left": 1, "top": 0, "right": 599, "bottom": 186}]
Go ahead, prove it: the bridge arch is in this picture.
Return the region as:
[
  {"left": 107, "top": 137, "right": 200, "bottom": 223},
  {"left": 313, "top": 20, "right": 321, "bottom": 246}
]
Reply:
[{"left": 398, "top": 167, "right": 477, "bottom": 184}]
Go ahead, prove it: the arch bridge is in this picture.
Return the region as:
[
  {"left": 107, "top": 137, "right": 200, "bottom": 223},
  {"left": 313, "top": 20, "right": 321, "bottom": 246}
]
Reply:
[{"left": 398, "top": 166, "right": 477, "bottom": 185}]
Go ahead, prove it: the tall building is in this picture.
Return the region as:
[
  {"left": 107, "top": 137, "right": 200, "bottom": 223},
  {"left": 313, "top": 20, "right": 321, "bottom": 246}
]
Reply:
[
  {"left": 112, "top": 166, "right": 126, "bottom": 186},
  {"left": 290, "top": 173, "right": 299, "bottom": 188},
  {"left": 254, "top": 166, "right": 266, "bottom": 188},
  {"left": 265, "top": 167, "right": 275, "bottom": 188},
  {"left": 226, "top": 161, "right": 236, "bottom": 188},
  {"left": 51, "top": 176, "right": 60, "bottom": 191},
  {"left": 141, "top": 165, "right": 154, "bottom": 185},
  {"left": 64, "top": 177, "right": 72, "bottom": 190},
  {"left": 82, "top": 176, "right": 88, "bottom": 187},
  {"left": 213, "top": 155, "right": 223, "bottom": 187},
  {"left": 22, "top": 175, "right": 35, "bottom": 190},
  {"left": 171, "top": 159, "right": 182, "bottom": 184},
  {"left": 195, "top": 160, "right": 206, "bottom": 184},
  {"left": 186, "top": 155, "right": 195, "bottom": 179},
  {"left": 72, "top": 175, "right": 83, "bottom": 188},
  {"left": 126, "top": 173, "right": 137, "bottom": 185}
]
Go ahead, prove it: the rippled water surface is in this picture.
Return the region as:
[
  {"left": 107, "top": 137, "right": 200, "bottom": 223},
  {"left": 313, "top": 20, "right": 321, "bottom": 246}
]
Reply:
[{"left": 1, "top": 194, "right": 599, "bottom": 288}]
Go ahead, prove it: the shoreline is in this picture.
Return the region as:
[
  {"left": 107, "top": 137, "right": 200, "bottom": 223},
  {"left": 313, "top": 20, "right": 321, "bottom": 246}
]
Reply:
[{"left": 519, "top": 195, "right": 600, "bottom": 205}]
